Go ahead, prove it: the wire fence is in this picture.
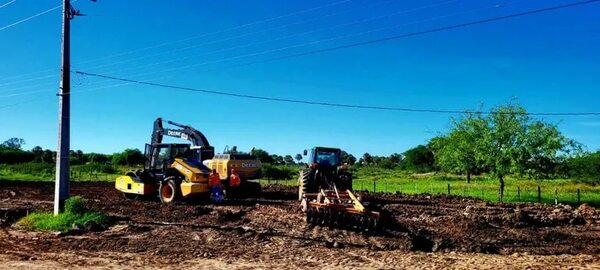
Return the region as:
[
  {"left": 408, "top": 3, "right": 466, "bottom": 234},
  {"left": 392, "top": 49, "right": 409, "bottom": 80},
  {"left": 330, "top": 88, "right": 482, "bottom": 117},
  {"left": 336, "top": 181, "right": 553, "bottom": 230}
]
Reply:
[{"left": 261, "top": 178, "right": 600, "bottom": 206}]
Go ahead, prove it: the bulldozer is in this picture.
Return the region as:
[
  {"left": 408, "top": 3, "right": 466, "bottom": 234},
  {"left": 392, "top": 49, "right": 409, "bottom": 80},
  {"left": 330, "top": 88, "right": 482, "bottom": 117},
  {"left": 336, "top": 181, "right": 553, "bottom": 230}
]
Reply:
[
  {"left": 298, "top": 147, "right": 381, "bottom": 232},
  {"left": 115, "top": 118, "right": 261, "bottom": 203}
]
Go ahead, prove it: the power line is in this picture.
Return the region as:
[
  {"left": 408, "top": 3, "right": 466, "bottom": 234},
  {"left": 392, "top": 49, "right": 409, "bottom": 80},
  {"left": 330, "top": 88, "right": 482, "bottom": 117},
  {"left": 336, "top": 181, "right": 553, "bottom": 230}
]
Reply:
[
  {"left": 0, "top": 3, "right": 62, "bottom": 31},
  {"left": 75, "top": 71, "right": 600, "bottom": 116},
  {"left": 227, "top": 0, "right": 600, "bottom": 69},
  {"left": 74, "top": 0, "right": 353, "bottom": 66},
  {"left": 0, "top": 0, "right": 16, "bottom": 10},
  {"left": 83, "top": 0, "right": 453, "bottom": 73},
  {"left": 0, "top": 0, "right": 349, "bottom": 83},
  {"left": 87, "top": 0, "right": 460, "bottom": 75},
  {"left": 78, "top": 0, "right": 510, "bottom": 88}
]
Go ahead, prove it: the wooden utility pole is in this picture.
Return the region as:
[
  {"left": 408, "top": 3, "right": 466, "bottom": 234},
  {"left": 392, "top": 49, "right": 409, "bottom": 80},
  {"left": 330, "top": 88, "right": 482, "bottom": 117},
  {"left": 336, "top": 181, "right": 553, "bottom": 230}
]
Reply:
[{"left": 54, "top": 0, "right": 71, "bottom": 215}]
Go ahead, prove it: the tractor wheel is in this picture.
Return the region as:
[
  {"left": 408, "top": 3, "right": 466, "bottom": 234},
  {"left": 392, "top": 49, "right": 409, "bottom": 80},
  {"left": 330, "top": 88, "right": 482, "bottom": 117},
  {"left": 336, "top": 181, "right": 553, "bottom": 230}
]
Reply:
[
  {"left": 298, "top": 169, "right": 316, "bottom": 200},
  {"left": 159, "top": 177, "right": 180, "bottom": 203}
]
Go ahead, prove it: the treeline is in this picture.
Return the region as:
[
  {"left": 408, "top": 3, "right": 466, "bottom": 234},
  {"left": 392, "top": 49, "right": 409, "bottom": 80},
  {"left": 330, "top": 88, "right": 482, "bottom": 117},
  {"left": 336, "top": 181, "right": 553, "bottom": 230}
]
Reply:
[
  {"left": 2, "top": 102, "right": 598, "bottom": 190},
  {"left": 0, "top": 138, "right": 145, "bottom": 166}
]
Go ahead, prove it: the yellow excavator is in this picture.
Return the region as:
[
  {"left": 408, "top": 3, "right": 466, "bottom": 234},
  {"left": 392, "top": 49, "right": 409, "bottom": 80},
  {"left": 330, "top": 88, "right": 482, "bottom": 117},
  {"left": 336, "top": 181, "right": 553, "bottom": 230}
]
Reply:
[{"left": 115, "top": 118, "right": 261, "bottom": 203}]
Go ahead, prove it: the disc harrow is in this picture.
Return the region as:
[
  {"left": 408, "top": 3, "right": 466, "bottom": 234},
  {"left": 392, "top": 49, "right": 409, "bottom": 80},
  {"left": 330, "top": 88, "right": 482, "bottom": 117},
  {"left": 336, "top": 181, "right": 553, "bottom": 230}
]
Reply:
[{"left": 302, "top": 188, "right": 381, "bottom": 233}]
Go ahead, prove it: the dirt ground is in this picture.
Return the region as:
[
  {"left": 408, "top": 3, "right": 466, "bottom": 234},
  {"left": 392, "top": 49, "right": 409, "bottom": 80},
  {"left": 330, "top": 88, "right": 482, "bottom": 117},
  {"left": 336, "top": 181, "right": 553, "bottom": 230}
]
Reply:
[{"left": 1, "top": 181, "right": 600, "bottom": 269}]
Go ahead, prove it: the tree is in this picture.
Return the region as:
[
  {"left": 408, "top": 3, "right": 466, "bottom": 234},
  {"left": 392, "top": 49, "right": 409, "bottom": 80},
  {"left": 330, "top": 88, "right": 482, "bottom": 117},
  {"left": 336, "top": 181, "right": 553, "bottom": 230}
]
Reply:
[
  {"left": 341, "top": 151, "right": 357, "bottom": 165},
  {"left": 360, "top": 153, "right": 374, "bottom": 165},
  {"left": 271, "top": 155, "right": 284, "bottom": 165},
  {"left": 283, "top": 155, "right": 295, "bottom": 165},
  {"left": 467, "top": 102, "right": 576, "bottom": 201},
  {"left": 31, "top": 146, "right": 44, "bottom": 163},
  {"left": 112, "top": 149, "right": 145, "bottom": 166},
  {"left": 1, "top": 138, "right": 25, "bottom": 150},
  {"left": 41, "top": 149, "right": 55, "bottom": 163},
  {"left": 295, "top": 153, "right": 303, "bottom": 164},
  {"left": 400, "top": 145, "right": 435, "bottom": 172},
  {"left": 432, "top": 112, "right": 488, "bottom": 183},
  {"left": 250, "top": 148, "right": 274, "bottom": 164}
]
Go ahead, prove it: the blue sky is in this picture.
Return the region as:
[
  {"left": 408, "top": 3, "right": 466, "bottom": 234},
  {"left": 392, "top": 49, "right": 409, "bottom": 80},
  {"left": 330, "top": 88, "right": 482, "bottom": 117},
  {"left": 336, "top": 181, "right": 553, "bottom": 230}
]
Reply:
[{"left": 0, "top": 0, "right": 599, "bottom": 157}]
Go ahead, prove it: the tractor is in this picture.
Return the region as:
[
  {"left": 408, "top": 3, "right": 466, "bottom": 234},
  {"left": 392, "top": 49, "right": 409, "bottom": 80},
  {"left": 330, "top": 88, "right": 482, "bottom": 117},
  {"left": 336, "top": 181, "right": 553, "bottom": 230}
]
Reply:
[
  {"left": 298, "top": 147, "right": 352, "bottom": 200},
  {"left": 297, "top": 147, "right": 381, "bottom": 232}
]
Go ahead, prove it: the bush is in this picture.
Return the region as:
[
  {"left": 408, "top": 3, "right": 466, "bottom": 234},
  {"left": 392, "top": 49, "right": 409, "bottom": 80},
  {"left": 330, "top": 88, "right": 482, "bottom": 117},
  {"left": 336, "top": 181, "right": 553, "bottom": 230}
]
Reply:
[
  {"left": 0, "top": 162, "right": 54, "bottom": 175},
  {"left": 73, "top": 163, "right": 118, "bottom": 174},
  {"left": 18, "top": 196, "right": 109, "bottom": 232},
  {"left": 262, "top": 164, "right": 297, "bottom": 180},
  {"left": 0, "top": 149, "right": 35, "bottom": 164},
  {"left": 64, "top": 196, "right": 86, "bottom": 215}
]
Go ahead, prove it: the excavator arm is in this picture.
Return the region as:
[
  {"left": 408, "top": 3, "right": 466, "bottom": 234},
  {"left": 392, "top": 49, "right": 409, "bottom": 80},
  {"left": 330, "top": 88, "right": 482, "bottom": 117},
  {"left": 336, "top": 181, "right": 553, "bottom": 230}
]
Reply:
[
  {"left": 152, "top": 118, "right": 210, "bottom": 147},
  {"left": 150, "top": 118, "right": 215, "bottom": 167}
]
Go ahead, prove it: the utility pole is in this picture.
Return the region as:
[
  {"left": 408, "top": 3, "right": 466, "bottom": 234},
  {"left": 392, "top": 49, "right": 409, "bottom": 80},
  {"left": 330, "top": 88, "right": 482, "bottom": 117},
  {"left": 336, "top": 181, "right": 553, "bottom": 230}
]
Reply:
[{"left": 54, "top": 0, "right": 71, "bottom": 215}]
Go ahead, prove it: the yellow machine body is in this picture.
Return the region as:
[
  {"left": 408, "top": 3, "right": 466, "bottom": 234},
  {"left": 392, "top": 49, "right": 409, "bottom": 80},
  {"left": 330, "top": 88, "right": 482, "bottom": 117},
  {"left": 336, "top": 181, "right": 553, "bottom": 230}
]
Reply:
[
  {"left": 115, "top": 175, "right": 157, "bottom": 195},
  {"left": 204, "top": 154, "right": 262, "bottom": 181},
  {"left": 171, "top": 158, "right": 210, "bottom": 197}
]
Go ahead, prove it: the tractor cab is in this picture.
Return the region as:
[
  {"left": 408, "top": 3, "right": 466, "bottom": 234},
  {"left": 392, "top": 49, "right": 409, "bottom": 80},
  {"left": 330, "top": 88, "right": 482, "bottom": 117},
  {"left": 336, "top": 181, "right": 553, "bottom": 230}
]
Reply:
[{"left": 305, "top": 147, "right": 342, "bottom": 168}]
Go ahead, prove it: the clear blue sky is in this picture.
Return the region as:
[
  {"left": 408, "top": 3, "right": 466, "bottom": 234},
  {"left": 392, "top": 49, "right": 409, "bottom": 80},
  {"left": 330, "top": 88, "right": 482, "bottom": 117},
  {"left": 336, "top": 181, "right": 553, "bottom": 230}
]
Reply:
[{"left": 0, "top": 0, "right": 599, "bottom": 157}]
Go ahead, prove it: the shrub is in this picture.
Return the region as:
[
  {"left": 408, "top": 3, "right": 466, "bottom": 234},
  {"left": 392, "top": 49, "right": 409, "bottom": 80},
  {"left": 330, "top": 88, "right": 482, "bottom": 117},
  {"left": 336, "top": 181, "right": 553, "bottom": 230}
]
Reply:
[
  {"left": 262, "top": 164, "right": 297, "bottom": 180},
  {"left": 18, "top": 196, "right": 109, "bottom": 232},
  {"left": 64, "top": 196, "right": 86, "bottom": 215}
]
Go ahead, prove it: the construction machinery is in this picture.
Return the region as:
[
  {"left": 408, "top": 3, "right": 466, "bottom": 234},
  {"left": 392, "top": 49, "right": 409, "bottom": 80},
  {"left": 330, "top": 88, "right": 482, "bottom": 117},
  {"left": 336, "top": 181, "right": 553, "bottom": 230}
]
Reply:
[
  {"left": 298, "top": 147, "right": 381, "bottom": 232},
  {"left": 115, "top": 118, "right": 261, "bottom": 203}
]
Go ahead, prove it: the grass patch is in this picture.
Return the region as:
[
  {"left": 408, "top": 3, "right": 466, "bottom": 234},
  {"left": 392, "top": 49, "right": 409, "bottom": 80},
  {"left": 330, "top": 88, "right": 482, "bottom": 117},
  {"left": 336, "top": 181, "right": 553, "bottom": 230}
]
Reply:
[
  {"left": 262, "top": 166, "right": 600, "bottom": 206},
  {"left": 18, "top": 196, "right": 110, "bottom": 232},
  {"left": 0, "top": 163, "right": 135, "bottom": 182}
]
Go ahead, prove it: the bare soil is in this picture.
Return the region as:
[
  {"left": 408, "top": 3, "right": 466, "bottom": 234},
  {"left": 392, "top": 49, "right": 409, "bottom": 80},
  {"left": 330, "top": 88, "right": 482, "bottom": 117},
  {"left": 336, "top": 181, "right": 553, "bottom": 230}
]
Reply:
[{"left": 1, "top": 181, "right": 600, "bottom": 269}]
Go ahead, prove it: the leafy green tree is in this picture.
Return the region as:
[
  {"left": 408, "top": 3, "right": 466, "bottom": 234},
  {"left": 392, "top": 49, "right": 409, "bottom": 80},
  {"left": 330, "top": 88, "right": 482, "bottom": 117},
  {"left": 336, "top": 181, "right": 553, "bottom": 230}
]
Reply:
[
  {"left": 341, "top": 151, "right": 357, "bottom": 165},
  {"left": 31, "top": 146, "right": 44, "bottom": 163},
  {"left": 566, "top": 151, "right": 600, "bottom": 181},
  {"left": 360, "top": 153, "right": 374, "bottom": 165},
  {"left": 479, "top": 103, "right": 576, "bottom": 201},
  {"left": 400, "top": 145, "right": 435, "bottom": 172},
  {"left": 433, "top": 113, "right": 487, "bottom": 183},
  {"left": 1, "top": 137, "right": 25, "bottom": 150},
  {"left": 295, "top": 153, "right": 303, "bottom": 164},
  {"left": 250, "top": 148, "right": 274, "bottom": 164},
  {"left": 112, "top": 149, "right": 145, "bottom": 166},
  {"left": 283, "top": 155, "right": 294, "bottom": 165},
  {"left": 271, "top": 155, "right": 285, "bottom": 165}
]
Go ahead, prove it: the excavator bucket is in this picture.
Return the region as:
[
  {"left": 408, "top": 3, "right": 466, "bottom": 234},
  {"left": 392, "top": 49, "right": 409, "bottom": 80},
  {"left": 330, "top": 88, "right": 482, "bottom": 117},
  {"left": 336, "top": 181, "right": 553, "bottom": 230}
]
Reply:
[{"left": 302, "top": 188, "right": 382, "bottom": 233}]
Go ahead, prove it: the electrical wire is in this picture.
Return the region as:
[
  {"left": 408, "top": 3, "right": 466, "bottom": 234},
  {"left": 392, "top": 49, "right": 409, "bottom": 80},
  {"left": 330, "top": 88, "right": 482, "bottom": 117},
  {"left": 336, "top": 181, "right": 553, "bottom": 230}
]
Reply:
[
  {"left": 0, "top": 0, "right": 16, "bottom": 10},
  {"left": 0, "top": 0, "right": 350, "bottom": 83},
  {"left": 74, "top": 71, "right": 600, "bottom": 116},
  {"left": 0, "top": 4, "right": 61, "bottom": 31},
  {"left": 79, "top": 0, "right": 512, "bottom": 88},
  {"left": 83, "top": 0, "right": 455, "bottom": 73},
  {"left": 74, "top": 0, "right": 353, "bottom": 66}
]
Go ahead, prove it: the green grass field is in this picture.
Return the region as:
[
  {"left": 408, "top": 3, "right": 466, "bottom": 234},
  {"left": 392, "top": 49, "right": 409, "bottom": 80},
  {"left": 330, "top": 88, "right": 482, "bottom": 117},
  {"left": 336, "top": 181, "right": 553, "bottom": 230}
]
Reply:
[{"left": 261, "top": 167, "right": 600, "bottom": 206}]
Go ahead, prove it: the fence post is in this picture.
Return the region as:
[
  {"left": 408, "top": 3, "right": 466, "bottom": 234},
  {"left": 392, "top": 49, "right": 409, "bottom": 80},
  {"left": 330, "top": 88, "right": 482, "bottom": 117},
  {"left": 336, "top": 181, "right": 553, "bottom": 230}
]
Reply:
[
  {"left": 554, "top": 188, "right": 558, "bottom": 205},
  {"left": 447, "top": 183, "right": 450, "bottom": 195},
  {"left": 517, "top": 186, "right": 521, "bottom": 201},
  {"left": 577, "top": 189, "right": 581, "bottom": 204},
  {"left": 537, "top": 186, "right": 541, "bottom": 203}
]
